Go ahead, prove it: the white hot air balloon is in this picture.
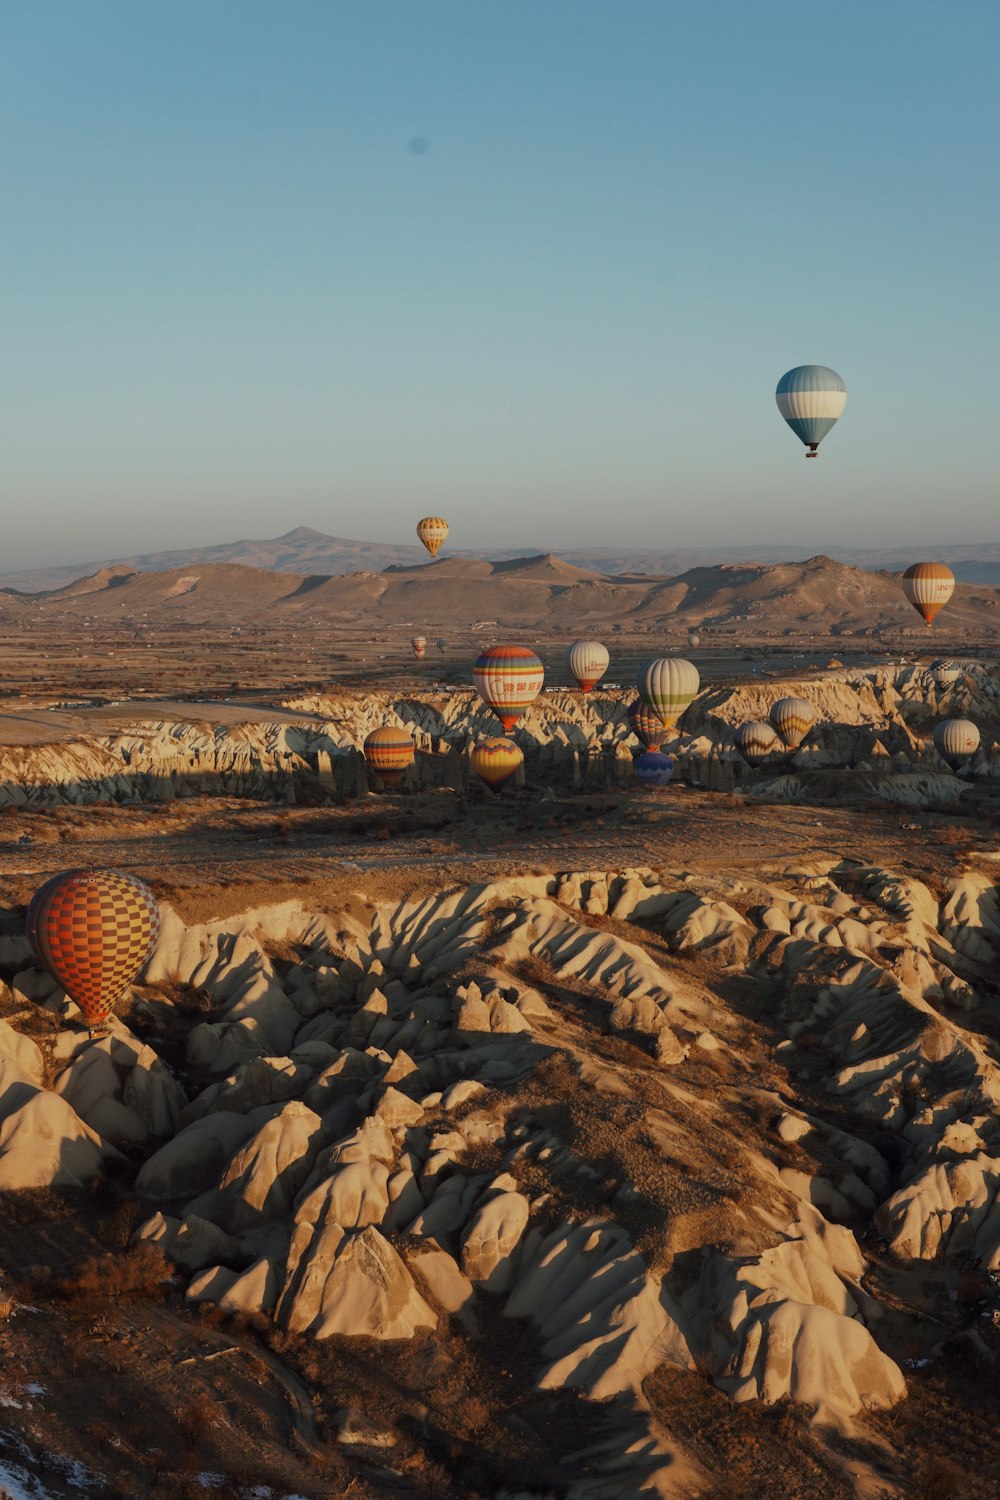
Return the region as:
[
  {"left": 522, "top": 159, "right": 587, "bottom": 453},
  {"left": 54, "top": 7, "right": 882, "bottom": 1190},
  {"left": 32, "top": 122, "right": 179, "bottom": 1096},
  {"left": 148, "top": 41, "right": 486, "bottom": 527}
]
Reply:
[
  {"left": 565, "top": 640, "right": 609, "bottom": 694},
  {"left": 933, "top": 719, "right": 980, "bottom": 772}
]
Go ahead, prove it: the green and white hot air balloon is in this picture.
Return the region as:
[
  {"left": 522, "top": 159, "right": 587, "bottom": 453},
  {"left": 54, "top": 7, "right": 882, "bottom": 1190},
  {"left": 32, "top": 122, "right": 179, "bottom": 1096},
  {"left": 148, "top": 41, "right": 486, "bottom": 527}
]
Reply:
[
  {"left": 776, "top": 366, "right": 846, "bottom": 457},
  {"left": 636, "top": 658, "right": 700, "bottom": 730}
]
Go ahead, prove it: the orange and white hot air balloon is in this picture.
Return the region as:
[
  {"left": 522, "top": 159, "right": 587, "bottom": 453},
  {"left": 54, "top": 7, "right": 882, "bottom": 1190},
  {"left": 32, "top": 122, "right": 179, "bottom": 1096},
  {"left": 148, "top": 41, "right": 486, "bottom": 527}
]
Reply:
[
  {"left": 903, "top": 563, "right": 954, "bottom": 626},
  {"left": 416, "top": 516, "right": 449, "bottom": 558},
  {"left": 27, "top": 869, "right": 160, "bottom": 1030},
  {"left": 565, "top": 640, "right": 609, "bottom": 694},
  {"left": 473, "top": 646, "right": 544, "bottom": 731},
  {"left": 470, "top": 737, "right": 523, "bottom": 793},
  {"left": 364, "top": 727, "right": 415, "bottom": 789}
]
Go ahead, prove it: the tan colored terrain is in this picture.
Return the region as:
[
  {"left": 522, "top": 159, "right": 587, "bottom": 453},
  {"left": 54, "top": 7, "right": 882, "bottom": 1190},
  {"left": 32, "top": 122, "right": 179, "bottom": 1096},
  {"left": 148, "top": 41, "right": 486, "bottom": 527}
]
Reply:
[{"left": 0, "top": 585, "right": 999, "bottom": 1496}]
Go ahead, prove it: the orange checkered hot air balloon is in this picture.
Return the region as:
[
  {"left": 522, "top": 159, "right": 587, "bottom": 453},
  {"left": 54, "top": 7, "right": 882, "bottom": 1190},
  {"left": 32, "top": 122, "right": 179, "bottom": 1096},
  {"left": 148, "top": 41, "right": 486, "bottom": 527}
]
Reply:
[
  {"left": 364, "top": 727, "right": 415, "bottom": 789},
  {"left": 27, "top": 869, "right": 160, "bottom": 1030}
]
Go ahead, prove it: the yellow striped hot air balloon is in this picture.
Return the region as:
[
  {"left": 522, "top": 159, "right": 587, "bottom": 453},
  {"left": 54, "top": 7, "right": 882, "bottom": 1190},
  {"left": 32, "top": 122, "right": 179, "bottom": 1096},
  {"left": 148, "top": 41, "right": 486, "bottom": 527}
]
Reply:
[
  {"left": 471, "top": 737, "right": 523, "bottom": 793},
  {"left": 473, "top": 646, "right": 544, "bottom": 731},
  {"left": 902, "top": 563, "right": 954, "bottom": 626},
  {"left": 626, "top": 697, "right": 665, "bottom": 751},
  {"left": 416, "top": 516, "right": 449, "bottom": 558},
  {"left": 364, "top": 727, "right": 415, "bottom": 789},
  {"left": 636, "top": 658, "right": 699, "bottom": 729},
  {"left": 734, "top": 720, "right": 779, "bottom": 767},
  {"left": 770, "top": 697, "right": 817, "bottom": 751}
]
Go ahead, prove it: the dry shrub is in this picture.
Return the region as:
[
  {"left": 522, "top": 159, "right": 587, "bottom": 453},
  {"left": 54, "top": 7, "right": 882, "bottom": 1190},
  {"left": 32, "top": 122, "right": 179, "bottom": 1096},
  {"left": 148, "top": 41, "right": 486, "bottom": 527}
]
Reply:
[{"left": 59, "top": 1242, "right": 168, "bottom": 1305}]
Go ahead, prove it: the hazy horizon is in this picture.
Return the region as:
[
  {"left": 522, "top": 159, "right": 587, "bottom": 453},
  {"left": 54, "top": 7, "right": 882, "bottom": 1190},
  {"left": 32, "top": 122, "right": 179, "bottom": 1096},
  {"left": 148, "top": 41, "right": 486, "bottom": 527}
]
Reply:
[{"left": 2, "top": 1, "right": 997, "bottom": 569}]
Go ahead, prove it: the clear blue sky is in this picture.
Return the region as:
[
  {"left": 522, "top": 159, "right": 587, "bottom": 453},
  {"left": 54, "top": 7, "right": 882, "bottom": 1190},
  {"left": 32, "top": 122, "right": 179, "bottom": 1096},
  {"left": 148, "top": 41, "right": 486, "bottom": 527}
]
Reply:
[{"left": 1, "top": 0, "right": 997, "bottom": 569}]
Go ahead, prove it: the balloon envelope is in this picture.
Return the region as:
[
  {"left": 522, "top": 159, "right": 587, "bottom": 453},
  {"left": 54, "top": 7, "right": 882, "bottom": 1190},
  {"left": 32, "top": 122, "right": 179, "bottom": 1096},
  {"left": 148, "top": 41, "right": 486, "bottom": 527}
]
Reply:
[
  {"left": 770, "top": 697, "right": 817, "bottom": 750},
  {"left": 627, "top": 697, "right": 666, "bottom": 751},
  {"left": 775, "top": 366, "right": 846, "bottom": 455},
  {"left": 364, "top": 727, "right": 415, "bottom": 788},
  {"left": 903, "top": 563, "right": 955, "bottom": 626},
  {"left": 411, "top": 635, "right": 427, "bottom": 659},
  {"left": 471, "top": 737, "right": 523, "bottom": 793},
  {"left": 634, "top": 751, "right": 675, "bottom": 788},
  {"left": 416, "top": 516, "right": 449, "bottom": 558},
  {"left": 636, "top": 658, "right": 699, "bottom": 728},
  {"left": 565, "top": 640, "right": 609, "bottom": 693},
  {"left": 27, "top": 868, "right": 160, "bottom": 1028},
  {"left": 933, "top": 718, "right": 980, "bottom": 771},
  {"left": 473, "top": 646, "right": 544, "bottom": 731},
  {"left": 735, "top": 720, "right": 779, "bottom": 767}
]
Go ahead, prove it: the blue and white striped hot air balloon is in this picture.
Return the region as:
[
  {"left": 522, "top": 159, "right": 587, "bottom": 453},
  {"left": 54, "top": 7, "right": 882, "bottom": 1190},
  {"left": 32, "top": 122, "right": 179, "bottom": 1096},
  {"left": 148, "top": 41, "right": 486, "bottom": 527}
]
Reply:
[{"left": 775, "top": 365, "right": 847, "bottom": 457}]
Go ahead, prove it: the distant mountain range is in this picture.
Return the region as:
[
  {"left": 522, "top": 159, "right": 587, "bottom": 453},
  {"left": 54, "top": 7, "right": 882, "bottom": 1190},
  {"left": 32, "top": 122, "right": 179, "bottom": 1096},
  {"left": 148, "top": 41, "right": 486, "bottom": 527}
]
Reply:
[
  {"left": 1, "top": 526, "right": 999, "bottom": 593},
  {"left": 3, "top": 550, "right": 997, "bottom": 639}
]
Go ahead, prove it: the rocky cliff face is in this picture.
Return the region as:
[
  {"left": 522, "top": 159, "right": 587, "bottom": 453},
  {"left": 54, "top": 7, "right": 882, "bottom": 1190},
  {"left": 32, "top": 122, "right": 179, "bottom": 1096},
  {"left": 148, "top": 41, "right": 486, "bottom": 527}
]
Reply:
[
  {"left": 4, "top": 849, "right": 1000, "bottom": 1491},
  {"left": 1, "top": 659, "right": 999, "bottom": 809}
]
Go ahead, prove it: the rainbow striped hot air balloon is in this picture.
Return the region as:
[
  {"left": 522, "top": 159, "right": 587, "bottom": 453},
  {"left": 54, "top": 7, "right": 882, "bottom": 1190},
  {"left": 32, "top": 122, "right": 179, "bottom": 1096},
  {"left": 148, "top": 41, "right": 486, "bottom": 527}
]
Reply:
[
  {"left": 633, "top": 751, "right": 675, "bottom": 788},
  {"left": 735, "top": 720, "right": 779, "bottom": 768},
  {"left": 565, "top": 640, "right": 609, "bottom": 694},
  {"left": 416, "top": 516, "right": 449, "bottom": 558},
  {"left": 933, "top": 719, "right": 980, "bottom": 772},
  {"left": 473, "top": 646, "right": 544, "bottom": 732},
  {"left": 627, "top": 697, "right": 666, "bottom": 751},
  {"left": 636, "top": 658, "right": 699, "bottom": 730},
  {"left": 903, "top": 563, "right": 955, "bottom": 626},
  {"left": 364, "top": 727, "right": 415, "bottom": 789},
  {"left": 770, "top": 697, "right": 817, "bottom": 751},
  {"left": 776, "top": 366, "right": 847, "bottom": 457},
  {"left": 471, "top": 737, "right": 523, "bottom": 793},
  {"left": 27, "top": 869, "right": 160, "bottom": 1030}
]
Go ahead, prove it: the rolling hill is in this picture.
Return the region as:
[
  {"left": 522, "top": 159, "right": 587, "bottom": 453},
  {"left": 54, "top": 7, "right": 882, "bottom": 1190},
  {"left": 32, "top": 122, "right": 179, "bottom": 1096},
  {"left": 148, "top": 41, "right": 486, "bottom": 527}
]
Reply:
[
  {"left": 3, "top": 526, "right": 1000, "bottom": 593},
  {"left": 8, "top": 552, "right": 998, "bottom": 638}
]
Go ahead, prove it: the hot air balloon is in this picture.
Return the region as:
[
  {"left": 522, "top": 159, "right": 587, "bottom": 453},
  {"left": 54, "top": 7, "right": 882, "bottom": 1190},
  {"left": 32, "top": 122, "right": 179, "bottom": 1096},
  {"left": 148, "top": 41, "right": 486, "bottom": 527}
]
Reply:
[
  {"left": 27, "top": 869, "right": 160, "bottom": 1031},
  {"left": 364, "top": 727, "right": 415, "bottom": 789},
  {"left": 411, "top": 635, "right": 427, "bottom": 660},
  {"left": 473, "top": 646, "right": 544, "bottom": 731},
  {"left": 775, "top": 366, "right": 847, "bottom": 456},
  {"left": 436, "top": 637, "right": 447, "bottom": 655},
  {"left": 903, "top": 563, "right": 955, "bottom": 626},
  {"left": 471, "top": 737, "right": 523, "bottom": 793},
  {"left": 636, "top": 658, "right": 700, "bottom": 729},
  {"left": 770, "top": 697, "right": 817, "bottom": 751},
  {"left": 734, "top": 720, "right": 779, "bottom": 767},
  {"left": 627, "top": 697, "right": 666, "bottom": 751},
  {"left": 933, "top": 719, "right": 980, "bottom": 772},
  {"left": 416, "top": 516, "right": 449, "bottom": 558},
  {"left": 633, "top": 751, "right": 675, "bottom": 788},
  {"left": 688, "top": 633, "right": 701, "bottom": 649},
  {"left": 565, "top": 640, "right": 609, "bottom": 694}
]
